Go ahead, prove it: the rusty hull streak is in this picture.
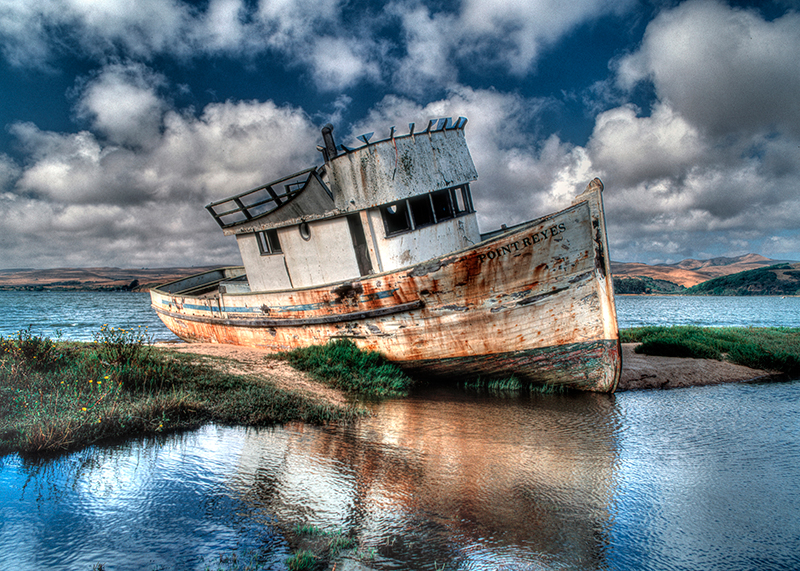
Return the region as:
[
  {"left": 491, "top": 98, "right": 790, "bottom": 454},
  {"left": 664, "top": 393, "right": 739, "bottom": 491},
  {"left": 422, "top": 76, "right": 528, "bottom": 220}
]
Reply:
[{"left": 151, "top": 187, "right": 620, "bottom": 392}]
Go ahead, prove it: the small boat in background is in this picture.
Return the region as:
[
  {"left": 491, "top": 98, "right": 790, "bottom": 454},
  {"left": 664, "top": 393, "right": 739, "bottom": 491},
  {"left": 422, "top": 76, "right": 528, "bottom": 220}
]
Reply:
[{"left": 151, "top": 118, "right": 621, "bottom": 392}]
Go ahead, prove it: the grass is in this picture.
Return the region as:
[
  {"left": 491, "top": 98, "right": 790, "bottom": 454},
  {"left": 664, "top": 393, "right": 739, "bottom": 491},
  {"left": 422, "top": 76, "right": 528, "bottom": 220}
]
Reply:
[
  {"left": 0, "top": 326, "right": 365, "bottom": 455},
  {"left": 281, "top": 338, "right": 414, "bottom": 398},
  {"left": 286, "top": 524, "right": 359, "bottom": 570},
  {"left": 621, "top": 326, "right": 800, "bottom": 375},
  {"left": 461, "top": 375, "right": 567, "bottom": 394}
]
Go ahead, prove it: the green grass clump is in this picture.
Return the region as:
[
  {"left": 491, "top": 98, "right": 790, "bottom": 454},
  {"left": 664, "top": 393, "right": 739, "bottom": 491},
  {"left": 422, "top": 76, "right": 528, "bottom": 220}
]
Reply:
[
  {"left": 621, "top": 326, "right": 800, "bottom": 375},
  {"left": 285, "top": 551, "right": 316, "bottom": 571},
  {"left": 462, "top": 375, "right": 567, "bottom": 394},
  {"left": 0, "top": 328, "right": 362, "bottom": 455},
  {"left": 281, "top": 339, "right": 413, "bottom": 398}
]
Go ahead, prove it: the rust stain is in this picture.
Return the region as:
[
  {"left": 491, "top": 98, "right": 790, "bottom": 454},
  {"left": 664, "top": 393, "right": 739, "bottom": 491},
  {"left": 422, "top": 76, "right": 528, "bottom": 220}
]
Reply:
[{"left": 151, "top": 190, "right": 620, "bottom": 392}]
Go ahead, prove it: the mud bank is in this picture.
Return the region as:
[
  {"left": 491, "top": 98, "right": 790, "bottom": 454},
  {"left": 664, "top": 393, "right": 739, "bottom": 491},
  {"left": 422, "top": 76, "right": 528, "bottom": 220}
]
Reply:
[
  {"left": 159, "top": 342, "right": 780, "bottom": 397},
  {"left": 617, "top": 343, "right": 780, "bottom": 391}
]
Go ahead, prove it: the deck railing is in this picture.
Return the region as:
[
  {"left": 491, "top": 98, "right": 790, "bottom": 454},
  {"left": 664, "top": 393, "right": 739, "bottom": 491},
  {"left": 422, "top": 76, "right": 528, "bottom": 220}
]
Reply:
[{"left": 205, "top": 167, "right": 325, "bottom": 229}]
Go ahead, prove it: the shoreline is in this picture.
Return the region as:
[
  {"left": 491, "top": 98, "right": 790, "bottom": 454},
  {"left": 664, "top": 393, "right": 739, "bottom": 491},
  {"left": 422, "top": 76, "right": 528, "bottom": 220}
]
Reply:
[
  {"left": 160, "top": 342, "right": 783, "bottom": 397},
  {"left": 616, "top": 343, "right": 782, "bottom": 391}
]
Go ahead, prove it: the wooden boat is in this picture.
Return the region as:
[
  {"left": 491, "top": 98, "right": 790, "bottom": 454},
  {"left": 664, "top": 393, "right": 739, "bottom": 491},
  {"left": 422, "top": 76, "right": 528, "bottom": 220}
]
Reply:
[{"left": 151, "top": 118, "right": 621, "bottom": 392}]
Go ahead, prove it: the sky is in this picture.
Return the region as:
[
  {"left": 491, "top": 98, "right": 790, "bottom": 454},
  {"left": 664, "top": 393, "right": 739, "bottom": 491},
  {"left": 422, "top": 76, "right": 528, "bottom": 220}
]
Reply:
[{"left": 1, "top": 0, "right": 800, "bottom": 269}]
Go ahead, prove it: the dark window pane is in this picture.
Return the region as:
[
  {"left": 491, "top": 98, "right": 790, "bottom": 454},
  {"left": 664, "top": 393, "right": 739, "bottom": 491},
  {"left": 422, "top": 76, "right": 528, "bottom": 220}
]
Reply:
[
  {"left": 382, "top": 201, "right": 411, "bottom": 234},
  {"left": 409, "top": 195, "right": 435, "bottom": 228},
  {"left": 267, "top": 229, "right": 282, "bottom": 253},
  {"left": 431, "top": 189, "right": 454, "bottom": 221}
]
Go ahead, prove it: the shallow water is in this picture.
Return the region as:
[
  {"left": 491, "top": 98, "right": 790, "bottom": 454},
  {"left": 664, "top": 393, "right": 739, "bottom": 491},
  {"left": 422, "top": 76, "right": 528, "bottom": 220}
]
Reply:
[
  {"left": 3, "top": 291, "right": 800, "bottom": 570},
  {"left": 3, "top": 381, "right": 800, "bottom": 570},
  {"left": 2, "top": 291, "right": 800, "bottom": 343}
]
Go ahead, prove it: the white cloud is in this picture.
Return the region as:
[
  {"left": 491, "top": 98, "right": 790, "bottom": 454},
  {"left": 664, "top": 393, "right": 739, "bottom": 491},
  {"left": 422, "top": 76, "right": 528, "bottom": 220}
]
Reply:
[
  {"left": 306, "top": 36, "right": 382, "bottom": 92},
  {"left": 588, "top": 102, "right": 705, "bottom": 187},
  {"left": 456, "top": 0, "right": 634, "bottom": 75},
  {"left": 74, "top": 63, "right": 167, "bottom": 148},
  {"left": 616, "top": 0, "right": 800, "bottom": 137},
  {"left": 1, "top": 0, "right": 635, "bottom": 93},
  {"left": 1, "top": 69, "right": 323, "bottom": 267}
]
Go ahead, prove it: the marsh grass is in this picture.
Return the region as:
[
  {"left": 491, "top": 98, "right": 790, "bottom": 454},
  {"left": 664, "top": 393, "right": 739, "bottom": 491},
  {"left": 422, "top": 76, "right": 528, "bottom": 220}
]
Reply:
[
  {"left": 462, "top": 375, "right": 567, "bottom": 394},
  {"left": 0, "top": 328, "right": 363, "bottom": 455},
  {"left": 288, "top": 524, "right": 358, "bottom": 569},
  {"left": 281, "top": 339, "right": 413, "bottom": 398},
  {"left": 621, "top": 326, "right": 800, "bottom": 375}
]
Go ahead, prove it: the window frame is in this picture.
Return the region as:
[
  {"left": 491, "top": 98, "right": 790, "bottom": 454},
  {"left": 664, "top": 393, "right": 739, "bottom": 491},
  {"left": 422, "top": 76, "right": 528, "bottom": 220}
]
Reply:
[
  {"left": 255, "top": 229, "right": 283, "bottom": 255},
  {"left": 381, "top": 184, "right": 474, "bottom": 237}
]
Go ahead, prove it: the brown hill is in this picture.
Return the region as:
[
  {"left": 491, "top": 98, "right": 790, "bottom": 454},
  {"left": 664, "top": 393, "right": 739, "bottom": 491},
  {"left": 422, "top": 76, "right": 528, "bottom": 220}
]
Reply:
[
  {"left": 0, "top": 266, "right": 225, "bottom": 291},
  {"left": 611, "top": 254, "right": 791, "bottom": 288}
]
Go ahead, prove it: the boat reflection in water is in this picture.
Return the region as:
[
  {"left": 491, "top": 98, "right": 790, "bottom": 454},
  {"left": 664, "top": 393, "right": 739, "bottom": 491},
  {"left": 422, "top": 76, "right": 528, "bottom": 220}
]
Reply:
[{"left": 230, "top": 388, "right": 620, "bottom": 569}]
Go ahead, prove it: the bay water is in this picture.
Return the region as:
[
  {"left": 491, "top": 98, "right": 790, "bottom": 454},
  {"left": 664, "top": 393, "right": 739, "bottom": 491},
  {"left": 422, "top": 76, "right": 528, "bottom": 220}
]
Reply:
[{"left": 1, "top": 291, "right": 799, "bottom": 570}]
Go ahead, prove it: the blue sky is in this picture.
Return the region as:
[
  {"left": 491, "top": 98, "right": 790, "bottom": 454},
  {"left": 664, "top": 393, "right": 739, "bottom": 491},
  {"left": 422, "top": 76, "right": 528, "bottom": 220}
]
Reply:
[{"left": 1, "top": 0, "right": 799, "bottom": 269}]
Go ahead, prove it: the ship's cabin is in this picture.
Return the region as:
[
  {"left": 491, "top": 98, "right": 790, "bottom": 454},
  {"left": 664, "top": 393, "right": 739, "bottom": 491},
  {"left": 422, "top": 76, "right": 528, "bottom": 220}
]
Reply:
[{"left": 205, "top": 117, "right": 482, "bottom": 292}]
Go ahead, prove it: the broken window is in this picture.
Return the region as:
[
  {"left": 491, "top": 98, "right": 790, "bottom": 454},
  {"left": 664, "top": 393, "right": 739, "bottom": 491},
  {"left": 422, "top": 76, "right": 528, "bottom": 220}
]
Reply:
[
  {"left": 256, "top": 229, "right": 282, "bottom": 255},
  {"left": 431, "top": 188, "right": 454, "bottom": 221},
  {"left": 382, "top": 201, "right": 412, "bottom": 235},
  {"left": 409, "top": 194, "right": 435, "bottom": 228},
  {"left": 380, "top": 184, "right": 474, "bottom": 237}
]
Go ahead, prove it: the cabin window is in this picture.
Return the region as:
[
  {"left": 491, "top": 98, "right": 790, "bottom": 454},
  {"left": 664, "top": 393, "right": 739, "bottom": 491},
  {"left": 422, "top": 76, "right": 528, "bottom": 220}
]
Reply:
[
  {"left": 431, "top": 189, "right": 454, "bottom": 221},
  {"left": 299, "top": 222, "right": 311, "bottom": 241},
  {"left": 256, "top": 229, "right": 282, "bottom": 255},
  {"left": 382, "top": 201, "right": 412, "bottom": 235},
  {"left": 451, "top": 185, "right": 472, "bottom": 214},
  {"left": 381, "top": 184, "right": 474, "bottom": 236},
  {"left": 409, "top": 194, "right": 435, "bottom": 228}
]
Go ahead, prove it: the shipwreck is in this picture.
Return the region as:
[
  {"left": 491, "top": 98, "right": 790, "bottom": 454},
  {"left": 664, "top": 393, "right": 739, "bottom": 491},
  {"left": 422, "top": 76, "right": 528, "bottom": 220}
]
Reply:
[{"left": 151, "top": 117, "right": 621, "bottom": 392}]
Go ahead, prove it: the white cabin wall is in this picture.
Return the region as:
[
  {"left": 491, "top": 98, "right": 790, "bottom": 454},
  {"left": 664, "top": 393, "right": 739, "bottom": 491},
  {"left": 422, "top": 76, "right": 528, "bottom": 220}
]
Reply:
[
  {"left": 280, "top": 217, "right": 361, "bottom": 287},
  {"left": 366, "top": 210, "right": 481, "bottom": 272},
  {"left": 236, "top": 233, "right": 293, "bottom": 291}
]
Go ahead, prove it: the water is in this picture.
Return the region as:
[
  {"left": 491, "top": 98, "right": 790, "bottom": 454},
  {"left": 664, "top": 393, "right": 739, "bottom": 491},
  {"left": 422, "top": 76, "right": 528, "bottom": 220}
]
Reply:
[
  {"left": 2, "top": 291, "right": 800, "bottom": 570},
  {"left": 2, "top": 291, "right": 800, "bottom": 343},
  {"left": 0, "top": 290, "right": 178, "bottom": 342},
  {"left": 2, "top": 384, "right": 799, "bottom": 570},
  {"left": 616, "top": 294, "right": 800, "bottom": 328}
]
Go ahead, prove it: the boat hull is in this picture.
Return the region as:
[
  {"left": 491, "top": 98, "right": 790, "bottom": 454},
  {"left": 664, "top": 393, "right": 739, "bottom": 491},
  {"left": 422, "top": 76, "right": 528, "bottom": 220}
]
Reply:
[{"left": 151, "top": 186, "right": 621, "bottom": 392}]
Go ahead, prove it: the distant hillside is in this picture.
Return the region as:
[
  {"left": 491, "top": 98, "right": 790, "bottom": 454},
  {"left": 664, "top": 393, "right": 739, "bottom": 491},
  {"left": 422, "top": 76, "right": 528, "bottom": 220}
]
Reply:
[
  {"left": 611, "top": 254, "right": 791, "bottom": 288},
  {"left": 0, "top": 266, "right": 225, "bottom": 291},
  {"left": 684, "top": 263, "right": 800, "bottom": 296},
  {"left": 613, "top": 276, "right": 686, "bottom": 295}
]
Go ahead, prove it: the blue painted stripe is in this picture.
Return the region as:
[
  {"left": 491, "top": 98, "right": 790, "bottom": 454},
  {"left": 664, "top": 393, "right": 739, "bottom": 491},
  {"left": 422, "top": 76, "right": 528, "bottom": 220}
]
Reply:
[{"left": 160, "top": 288, "right": 399, "bottom": 315}]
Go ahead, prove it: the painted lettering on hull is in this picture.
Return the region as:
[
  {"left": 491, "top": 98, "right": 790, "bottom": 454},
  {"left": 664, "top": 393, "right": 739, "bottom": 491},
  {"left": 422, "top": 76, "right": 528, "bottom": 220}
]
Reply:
[{"left": 478, "top": 223, "right": 567, "bottom": 264}]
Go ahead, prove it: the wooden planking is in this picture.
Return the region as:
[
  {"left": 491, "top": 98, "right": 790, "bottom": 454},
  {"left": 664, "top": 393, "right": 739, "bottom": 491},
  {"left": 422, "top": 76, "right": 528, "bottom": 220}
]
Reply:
[{"left": 151, "top": 185, "right": 620, "bottom": 392}]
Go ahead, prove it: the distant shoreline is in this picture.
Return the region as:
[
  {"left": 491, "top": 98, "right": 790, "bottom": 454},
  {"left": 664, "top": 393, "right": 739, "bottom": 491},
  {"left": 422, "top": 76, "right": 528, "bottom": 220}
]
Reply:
[{"left": 0, "top": 266, "right": 225, "bottom": 292}]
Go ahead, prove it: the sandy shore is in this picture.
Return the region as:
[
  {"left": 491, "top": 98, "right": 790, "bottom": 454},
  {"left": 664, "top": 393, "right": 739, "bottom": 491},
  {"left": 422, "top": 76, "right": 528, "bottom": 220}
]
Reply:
[
  {"left": 617, "top": 343, "right": 778, "bottom": 391},
  {"left": 158, "top": 341, "right": 779, "bottom": 397}
]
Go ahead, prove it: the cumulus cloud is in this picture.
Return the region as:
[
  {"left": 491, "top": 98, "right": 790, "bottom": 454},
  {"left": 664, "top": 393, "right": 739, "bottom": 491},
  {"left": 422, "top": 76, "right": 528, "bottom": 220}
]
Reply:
[
  {"left": 455, "top": 0, "right": 635, "bottom": 75},
  {"left": 1, "top": 0, "right": 635, "bottom": 94},
  {"left": 570, "top": 0, "right": 800, "bottom": 263},
  {"left": 1, "top": 64, "right": 322, "bottom": 267},
  {"left": 616, "top": 0, "right": 800, "bottom": 137},
  {"left": 74, "top": 63, "right": 167, "bottom": 148}
]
